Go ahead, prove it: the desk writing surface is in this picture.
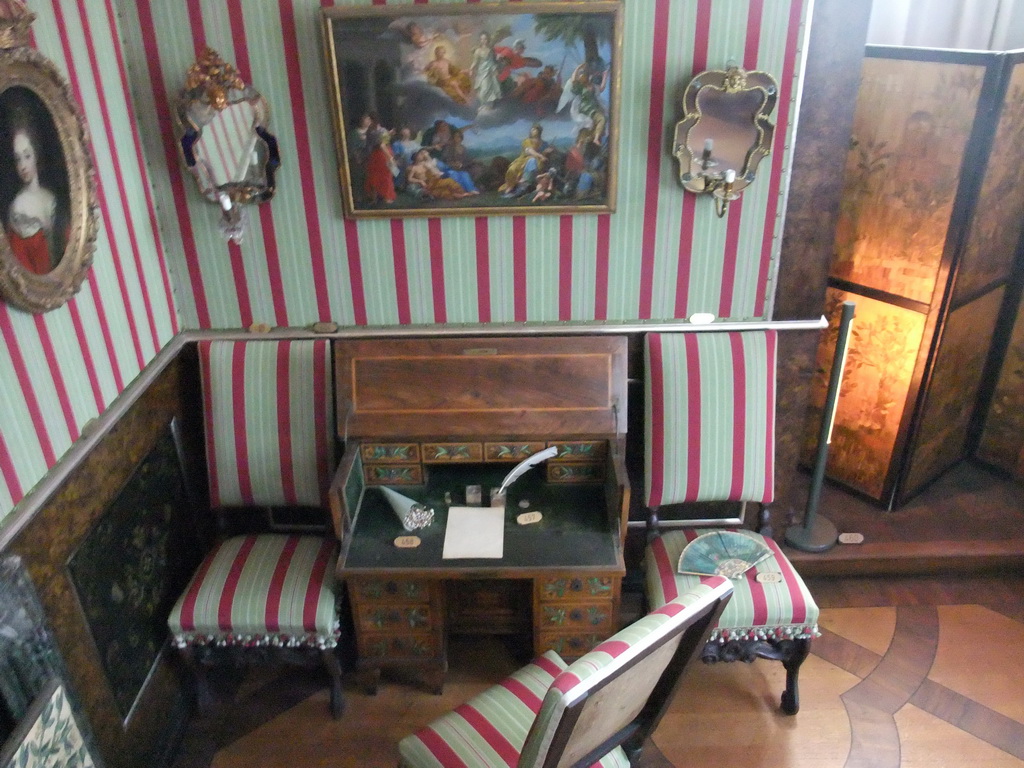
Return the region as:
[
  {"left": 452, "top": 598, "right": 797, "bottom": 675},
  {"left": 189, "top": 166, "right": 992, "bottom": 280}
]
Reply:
[{"left": 342, "top": 464, "right": 619, "bottom": 571}]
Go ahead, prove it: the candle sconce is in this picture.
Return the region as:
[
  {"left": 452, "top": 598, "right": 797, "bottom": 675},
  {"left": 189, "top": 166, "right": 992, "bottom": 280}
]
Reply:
[
  {"left": 673, "top": 65, "right": 778, "bottom": 218},
  {"left": 174, "top": 48, "right": 279, "bottom": 243}
]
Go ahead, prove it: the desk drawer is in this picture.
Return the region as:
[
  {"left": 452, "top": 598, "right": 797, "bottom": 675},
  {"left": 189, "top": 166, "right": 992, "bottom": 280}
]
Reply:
[
  {"left": 536, "top": 631, "right": 608, "bottom": 659},
  {"left": 356, "top": 603, "right": 436, "bottom": 633},
  {"left": 363, "top": 463, "right": 423, "bottom": 485},
  {"left": 361, "top": 443, "right": 420, "bottom": 463},
  {"left": 546, "top": 462, "right": 605, "bottom": 483},
  {"left": 484, "top": 441, "right": 546, "bottom": 461},
  {"left": 538, "top": 602, "right": 615, "bottom": 634},
  {"left": 537, "top": 576, "right": 617, "bottom": 602},
  {"left": 548, "top": 441, "right": 608, "bottom": 462},
  {"left": 350, "top": 578, "right": 433, "bottom": 604},
  {"left": 422, "top": 442, "right": 483, "bottom": 462},
  {"left": 360, "top": 632, "right": 440, "bottom": 660}
]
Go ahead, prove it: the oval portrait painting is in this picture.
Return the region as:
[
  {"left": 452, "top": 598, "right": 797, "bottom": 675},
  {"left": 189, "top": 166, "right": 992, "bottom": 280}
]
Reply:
[
  {"left": 0, "top": 46, "right": 96, "bottom": 314},
  {"left": 0, "top": 85, "right": 71, "bottom": 276}
]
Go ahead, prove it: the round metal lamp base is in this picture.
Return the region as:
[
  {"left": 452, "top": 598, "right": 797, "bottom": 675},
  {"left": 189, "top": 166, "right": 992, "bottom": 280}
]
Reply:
[{"left": 784, "top": 516, "right": 839, "bottom": 553}]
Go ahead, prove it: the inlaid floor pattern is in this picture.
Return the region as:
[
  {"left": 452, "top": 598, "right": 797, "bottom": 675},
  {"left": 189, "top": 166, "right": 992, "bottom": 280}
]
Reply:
[{"left": 172, "top": 601, "right": 1024, "bottom": 768}]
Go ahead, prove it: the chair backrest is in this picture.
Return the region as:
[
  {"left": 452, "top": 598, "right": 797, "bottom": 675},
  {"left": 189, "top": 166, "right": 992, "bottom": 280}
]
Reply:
[
  {"left": 518, "top": 576, "right": 733, "bottom": 768},
  {"left": 644, "top": 330, "right": 777, "bottom": 508},
  {"left": 199, "top": 339, "right": 333, "bottom": 510}
]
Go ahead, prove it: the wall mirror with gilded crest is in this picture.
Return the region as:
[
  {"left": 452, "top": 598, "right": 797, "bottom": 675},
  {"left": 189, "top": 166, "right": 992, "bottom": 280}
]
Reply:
[
  {"left": 673, "top": 65, "right": 777, "bottom": 216},
  {"left": 174, "top": 47, "right": 279, "bottom": 242}
]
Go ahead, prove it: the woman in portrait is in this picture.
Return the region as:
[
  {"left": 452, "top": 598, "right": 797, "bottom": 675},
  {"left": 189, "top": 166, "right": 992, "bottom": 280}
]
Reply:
[
  {"left": 6, "top": 123, "right": 58, "bottom": 274},
  {"left": 406, "top": 149, "right": 475, "bottom": 200},
  {"left": 499, "top": 123, "right": 553, "bottom": 197},
  {"left": 469, "top": 32, "right": 502, "bottom": 110},
  {"left": 1, "top": 99, "right": 69, "bottom": 276}
]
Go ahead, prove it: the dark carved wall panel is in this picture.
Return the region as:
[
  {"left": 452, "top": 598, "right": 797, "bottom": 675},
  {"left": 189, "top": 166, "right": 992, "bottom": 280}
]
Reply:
[
  {"left": 4, "top": 349, "right": 205, "bottom": 768},
  {"left": 66, "top": 427, "right": 201, "bottom": 721}
]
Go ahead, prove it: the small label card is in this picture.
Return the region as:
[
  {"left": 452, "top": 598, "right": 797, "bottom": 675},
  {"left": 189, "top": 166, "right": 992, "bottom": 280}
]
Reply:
[
  {"left": 756, "top": 572, "right": 783, "bottom": 584},
  {"left": 838, "top": 532, "right": 865, "bottom": 545},
  {"left": 394, "top": 536, "right": 421, "bottom": 548},
  {"left": 516, "top": 511, "right": 543, "bottom": 525}
]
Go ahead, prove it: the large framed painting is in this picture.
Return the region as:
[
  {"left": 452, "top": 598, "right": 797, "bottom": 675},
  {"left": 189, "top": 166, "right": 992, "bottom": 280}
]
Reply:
[
  {"left": 0, "top": 45, "right": 97, "bottom": 314},
  {"left": 321, "top": 1, "right": 622, "bottom": 218}
]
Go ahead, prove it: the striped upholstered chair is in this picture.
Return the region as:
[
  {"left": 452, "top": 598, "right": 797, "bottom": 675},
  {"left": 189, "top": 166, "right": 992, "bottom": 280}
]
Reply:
[
  {"left": 398, "top": 577, "right": 733, "bottom": 768},
  {"left": 167, "top": 339, "right": 344, "bottom": 718},
  {"left": 642, "top": 330, "right": 819, "bottom": 715}
]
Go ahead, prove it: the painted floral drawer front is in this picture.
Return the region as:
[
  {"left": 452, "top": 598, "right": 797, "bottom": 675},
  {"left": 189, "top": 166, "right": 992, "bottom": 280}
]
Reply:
[
  {"left": 356, "top": 604, "right": 434, "bottom": 633},
  {"left": 539, "top": 603, "right": 614, "bottom": 632},
  {"left": 361, "top": 443, "right": 420, "bottom": 463},
  {"left": 484, "top": 442, "right": 546, "bottom": 461},
  {"left": 537, "top": 632, "right": 606, "bottom": 658},
  {"left": 546, "top": 462, "right": 605, "bottom": 483},
  {"left": 364, "top": 463, "right": 422, "bottom": 485},
  {"left": 548, "top": 441, "right": 608, "bottom": 462},
  {"left": 360, "top": 633, "right": 437, "bottom": 660},
  {"left": 352, "top": 579, "right": 431, "bottom": 603},
  {"left": 422, "top": 442, "right": 483, "bottom": 462},
  {"left": 538, "top": 576, "right": 616, "bottom": 602}
]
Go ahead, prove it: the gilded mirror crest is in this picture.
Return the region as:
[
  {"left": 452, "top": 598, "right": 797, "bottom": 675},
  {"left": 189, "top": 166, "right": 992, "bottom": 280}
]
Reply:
[
  {"left": 673, "top": 65, "right": 778, "bottom": 217},
  {"left": 174, "top": 47, "right": 280, "bottom": 243}
]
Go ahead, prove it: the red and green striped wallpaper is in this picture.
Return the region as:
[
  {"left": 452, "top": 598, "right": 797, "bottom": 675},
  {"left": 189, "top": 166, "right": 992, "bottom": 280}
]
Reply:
[
  {"left": 0, "top": 0, "right": 808, "bottom": 522},
  {"left": 0, "top": 0, "right": 178, "bottom": 518},
  {"left": 121, "top": 0, "right": 808, "bottom": 329}
]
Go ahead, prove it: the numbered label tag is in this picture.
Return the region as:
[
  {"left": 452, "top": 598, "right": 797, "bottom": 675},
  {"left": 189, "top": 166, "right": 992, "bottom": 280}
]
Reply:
[
  {"left": 838, "top": 532, "right": 865, "bottom": 545},
  {"left": 516, "top": 511, "right": 543, "bottom": 525},
  {"left": 756, "top": 572, "right": 783, "bottom": 584},
  {"left": 394, "top": 535, "right": 421, "bottom": 548}
]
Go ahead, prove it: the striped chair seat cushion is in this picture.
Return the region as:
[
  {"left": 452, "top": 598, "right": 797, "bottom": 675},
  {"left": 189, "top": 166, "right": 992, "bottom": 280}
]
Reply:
[
  {"left": 645, "top": 529, "right": 818, "bottom": 642},
  {"left": 398, "top": 651, "right": 629, "bottom": 768},
  {"left": 168, "top": 534, "right": 340, "bottom": 649}
]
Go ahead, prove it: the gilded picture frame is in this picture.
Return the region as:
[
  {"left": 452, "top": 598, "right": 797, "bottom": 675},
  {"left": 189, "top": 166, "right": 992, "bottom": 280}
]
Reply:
[
  {"left": 321, "top": 1, "right": 622, "bottom": 219},
  {"left": 0, "top": 46, "right": 97, "bottom": 314}
]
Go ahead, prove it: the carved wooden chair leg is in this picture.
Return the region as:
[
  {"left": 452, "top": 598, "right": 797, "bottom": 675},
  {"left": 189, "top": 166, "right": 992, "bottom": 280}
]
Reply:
[
  {"left": 781, "top": 638, "right": 811, "bottom": 715},
  {"left": 321, "top": 648, "right": 344, "bottom": 719},
  {"left": 178, "top": 646, "right": 216, "bottom": 713}
]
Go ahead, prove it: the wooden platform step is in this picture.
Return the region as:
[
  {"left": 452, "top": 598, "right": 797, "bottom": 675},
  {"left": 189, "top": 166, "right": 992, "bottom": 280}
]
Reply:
[{"left": 785, "top": 538, "right": 1024, "bottom": 577}]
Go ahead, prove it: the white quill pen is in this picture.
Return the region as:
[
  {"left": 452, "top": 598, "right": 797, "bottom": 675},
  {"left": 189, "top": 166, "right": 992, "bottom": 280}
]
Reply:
[{"left": 497, "top": 446, "right": 559, "bottom": 496}]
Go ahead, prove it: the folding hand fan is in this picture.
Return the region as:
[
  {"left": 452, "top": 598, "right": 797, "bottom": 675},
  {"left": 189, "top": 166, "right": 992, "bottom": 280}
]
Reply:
[{"left": 677, "top": 530, "right": 772, "bottom": 579}]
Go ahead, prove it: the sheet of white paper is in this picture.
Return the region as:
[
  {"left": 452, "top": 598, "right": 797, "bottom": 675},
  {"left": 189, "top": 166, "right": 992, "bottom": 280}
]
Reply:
[{"left": 442, "top": 506, "right": 504, "bottom": 559}]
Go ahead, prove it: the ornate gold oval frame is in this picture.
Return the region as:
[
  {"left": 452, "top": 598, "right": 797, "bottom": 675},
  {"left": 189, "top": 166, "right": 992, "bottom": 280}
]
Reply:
[{"left": 0, "top": 46, "right": 97, "bottom": 314}]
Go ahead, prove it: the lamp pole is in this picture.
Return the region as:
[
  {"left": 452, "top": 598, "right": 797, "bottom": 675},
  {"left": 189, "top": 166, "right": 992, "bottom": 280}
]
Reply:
[{"left": 785, "top": 300, "right": 855, "bottom": 553}]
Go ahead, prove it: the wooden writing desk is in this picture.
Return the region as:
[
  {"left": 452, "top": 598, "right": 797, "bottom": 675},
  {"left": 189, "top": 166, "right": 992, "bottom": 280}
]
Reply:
[{"left": 329, "top": 336, "right": 629, "bottom": 693}]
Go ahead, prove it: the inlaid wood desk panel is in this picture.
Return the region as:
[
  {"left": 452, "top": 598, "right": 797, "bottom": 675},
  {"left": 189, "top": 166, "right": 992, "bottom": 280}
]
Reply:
[{"left": 329, "top": 336, "right": 628, "bottom": 693}]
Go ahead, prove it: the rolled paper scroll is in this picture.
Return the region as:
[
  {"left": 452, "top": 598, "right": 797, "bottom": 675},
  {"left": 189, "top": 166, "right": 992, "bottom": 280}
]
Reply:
[{"left": 380, "top": 486, "right": 435, "bottom": 531}]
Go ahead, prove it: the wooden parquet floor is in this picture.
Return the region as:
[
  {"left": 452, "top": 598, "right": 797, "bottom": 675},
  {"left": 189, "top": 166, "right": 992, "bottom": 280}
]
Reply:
[{"left": 169, "top": 573, "right": 1024, "bottom": 768}]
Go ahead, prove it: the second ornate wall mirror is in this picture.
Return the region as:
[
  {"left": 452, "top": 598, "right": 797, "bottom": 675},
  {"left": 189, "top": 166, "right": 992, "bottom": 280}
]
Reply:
[
  {"left": 174, "top": 48, "right": 279, "bottom": 243},
  {"left": 673, "top": 65, "right": 777, "bottom": 217}
]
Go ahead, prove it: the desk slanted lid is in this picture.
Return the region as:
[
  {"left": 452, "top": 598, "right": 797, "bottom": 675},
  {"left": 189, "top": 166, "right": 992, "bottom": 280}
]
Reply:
[{"left": 335, "top": 336, "right": 627, "bottom": 439}]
